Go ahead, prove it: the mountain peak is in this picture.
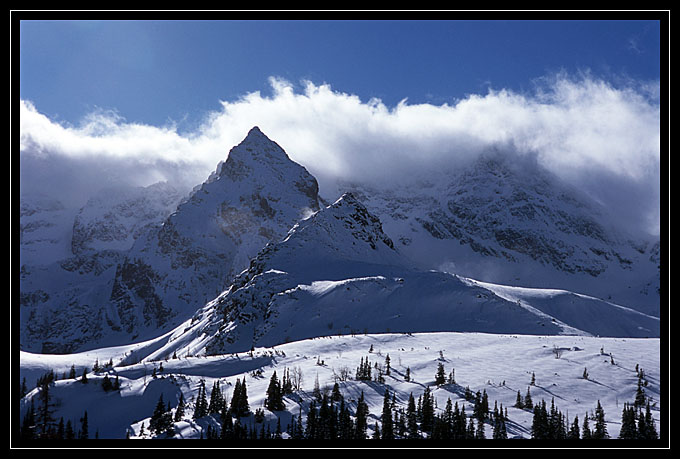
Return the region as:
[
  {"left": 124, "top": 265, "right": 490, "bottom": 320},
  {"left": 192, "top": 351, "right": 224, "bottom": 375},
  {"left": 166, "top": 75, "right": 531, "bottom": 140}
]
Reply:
[{"left": 219, "top": 126, "right": 293, "bottom": 180}]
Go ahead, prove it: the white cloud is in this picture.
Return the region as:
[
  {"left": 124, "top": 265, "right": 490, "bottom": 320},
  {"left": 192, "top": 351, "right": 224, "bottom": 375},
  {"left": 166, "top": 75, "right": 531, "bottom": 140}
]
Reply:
[{"left": 18, "top": 73, "right": 661, "bottom": 236}]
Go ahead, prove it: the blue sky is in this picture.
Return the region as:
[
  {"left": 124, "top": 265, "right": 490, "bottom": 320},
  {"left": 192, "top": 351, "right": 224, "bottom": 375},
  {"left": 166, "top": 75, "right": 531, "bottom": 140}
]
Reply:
[
  {"left": 19, "top": 18, "right": 662, "bottom": 129},
  {"left": 17, "top": 16, "right": 664, "bottom": 236}
]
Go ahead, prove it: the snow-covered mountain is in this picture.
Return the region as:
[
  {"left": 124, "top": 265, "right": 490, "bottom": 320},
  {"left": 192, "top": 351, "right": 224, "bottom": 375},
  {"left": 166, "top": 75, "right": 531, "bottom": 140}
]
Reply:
[
  {"left": 19, "top": 182, "right": 185, "bottom": 353},
  {"left": 19, "top": 127, "right": 323, "bottom": 353},
  {"left": 106, "top": 127, "right": 323, "bottom": 344},
  {"left": 336, "top": 152, "right": 660, "bottom": 316},
  {"left": 139, "top": 192, "right": 658, "bottom": 361},
  {"left": 19, "top": 128, "right": 659, "bottom": 356},
  {"left": 70, "top": 182, "right": 184, "bottom": 256}
]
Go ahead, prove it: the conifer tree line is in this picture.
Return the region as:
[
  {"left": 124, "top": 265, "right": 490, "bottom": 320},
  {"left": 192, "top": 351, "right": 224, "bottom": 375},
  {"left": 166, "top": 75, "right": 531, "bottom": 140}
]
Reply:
[{"left": 18, "top": 356, "right": 660, "bottom": 442}]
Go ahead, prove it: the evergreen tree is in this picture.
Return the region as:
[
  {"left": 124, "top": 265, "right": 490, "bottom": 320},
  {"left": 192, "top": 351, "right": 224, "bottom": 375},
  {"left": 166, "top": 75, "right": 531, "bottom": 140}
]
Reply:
[
  {"left": 230, "top": 377, "right": 250, "bottom": 417},
  {"left": 265, "top": 372, "right": 285, "bottom": 411},
  {"left": 194, "top": 380, "right": 208, "bottom": 419},
  {"left": 312, "top": 373, "right": 322, "bottom": 402},
  {"left": 36, "top": 377, "right": 56, "bottom": 438},
  {"left": 101, "top": 374, "right": 113, "bottom": 392},
  {"left": 81, "top": 368, "right": 88, "bottom": 384},
  {"left": 220, "top": 406, "right": 234, "bottom": 440},
  {"left": 372, "top": 422, "right": 381, "bottom": 440},
  {"left": 448, "top": 369, "right": 456, "bottom": 385},
  {"left": 524, "top": 386, "right": 533, "bottom": 409},
  {"left": 420, "top": 386, "right": 435, "bottom": 433},
  {"left": 150, "top": 393, "right": 172, "bottom": 435},
  {"left": 69, "top": 365, "right": 77, "bottom": 379},
  {"left": 475, "top": 418, "right": 486, "bottom": 439},
  {"left": 355, "top": 357, "right": 372, "bottom": 381},
  {"left": 208, "top": 380, "right": 225, "bottom": 414},
  {"left": 638, "top": 402, "right": 658, "bottom": 440},
  {"left": 79, "top": 411, "right": 89, "bottom": 440},
  {"left": 515, "top": 390, "right": 524, "bottom": 409},
  {"left": 581, "top": 413, "right": 592, "bottom": 440},
  {"left": 634, "top": 374, "right": 647, "bottom": 409},
  {"left": 435, "top": 362, "right": 446, "bottom": 386},
  {"left": 531, "top": 400, "right": 549, "bottom": 440},
  {"left": 338, "top": 399, "right": 354, "bottom": 440},
  {"left": 568, "top": 415, "right": 580, "bottom": 440},
  {"left": 592, "top": 400, "right": 609, "bottom": 439},
  {"left": 404, "top": 367, "right": 411, "bottom": 382},
  {"left": 355, "top": 391, "right": 369, "bottom": 439},
  {"left": 644, "top": 403, "right": 658, "bottom": 440},
  {"left": 406, "top": 392, "right": 419, "bottom": 439},
  {"left": 174, "top": 393, "right": 186, "bottom": 422},
  {"left": 331, "top": 382, "right": 343, "bottom": 404},
  {"left": 381, "top": 388, "right": 394, "bottom": 440},
  {"left": 618, "top": 403, "right": 638, "bottom": 439},
  {"left": 385, "top": 354, "right": 391, "bottom": 376},
  {"left": 65, "top": 419, "right": 75, "bottom": 440}
]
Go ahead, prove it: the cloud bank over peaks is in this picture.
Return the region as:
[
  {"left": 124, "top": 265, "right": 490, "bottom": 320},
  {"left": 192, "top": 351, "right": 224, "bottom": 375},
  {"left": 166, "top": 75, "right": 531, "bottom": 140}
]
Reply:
[{"left": 18, "top": 73, "right": 661, "bottom": 236}]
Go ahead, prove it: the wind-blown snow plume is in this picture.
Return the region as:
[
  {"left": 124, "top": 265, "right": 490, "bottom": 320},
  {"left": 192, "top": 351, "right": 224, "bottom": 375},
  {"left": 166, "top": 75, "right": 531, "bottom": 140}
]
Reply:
[{"left": 19, "top": 72, "right": 660, "bottom": 235}]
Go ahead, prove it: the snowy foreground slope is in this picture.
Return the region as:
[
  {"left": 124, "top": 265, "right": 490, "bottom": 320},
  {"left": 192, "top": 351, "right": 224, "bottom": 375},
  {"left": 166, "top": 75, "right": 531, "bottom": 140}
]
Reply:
[{"left": 19, "top": 331, "right": 661, "bottom": 441}]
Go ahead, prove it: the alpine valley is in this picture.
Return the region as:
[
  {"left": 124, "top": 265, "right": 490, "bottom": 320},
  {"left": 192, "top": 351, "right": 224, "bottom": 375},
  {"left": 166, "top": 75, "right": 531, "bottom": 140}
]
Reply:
[{"left": 17, "top": 127, "right": 662, "bottom": 443}]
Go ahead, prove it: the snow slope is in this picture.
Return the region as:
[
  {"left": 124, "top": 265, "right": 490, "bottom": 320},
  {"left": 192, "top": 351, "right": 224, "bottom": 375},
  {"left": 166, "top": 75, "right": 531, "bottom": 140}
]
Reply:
[
  {"left": 335, "top": 152, "right": 660, "bottom": 317},
  {"left": 18, "top": 331, "right": 662, "bottom": 440},
  {"left": 138, "top": 193, "right": 658, "bottom": 362}
]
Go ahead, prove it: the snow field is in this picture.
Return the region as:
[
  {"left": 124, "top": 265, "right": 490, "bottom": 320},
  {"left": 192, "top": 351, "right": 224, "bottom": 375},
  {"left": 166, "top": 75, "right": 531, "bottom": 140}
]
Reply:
[{"left": 19, "top": 331, "right": 661, "bottom": 440}]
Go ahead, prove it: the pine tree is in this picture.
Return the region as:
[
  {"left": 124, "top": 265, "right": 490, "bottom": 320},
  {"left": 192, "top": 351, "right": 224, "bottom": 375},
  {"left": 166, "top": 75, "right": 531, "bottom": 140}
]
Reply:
[
  {"left": 435, "top": 362, "right": 446, "bottom": 386},
  {"left": 618, "top": 403, "right": 638, "bottom": 439},
  {"left": 581, "top": 413, "right": 592, "bottom": 440},
  {"left": 36, "top": 377, "right": 56, "bottom": 438},
  {"left": 406, "top": 392, "right": 419, "bottom": 439},
  {"left": 265, "top": 371, "right": 285, "bottom": 411},
  {"left": 592, "top": 400, "right": 609, "bottom": 439},
  {"left": 193, "top": 380, "right": 208, "bottom": 419},
  {"left": 531, "top": 400, "right": 549, "bottom": 440},
  {"left": 150, "top": 393, "right": 169, "bottom": 435},
  {"left": 568, "top": 415, "right": 580, "bottom": 440},
  {"left": 634, "top": 374, "right": 647, "bottom": 409},
  {"left": 515, "top": 390, "right": 524, "bottom": 409},
  {"left": 230, "top": 377, "right": 250, "bottom": 417},
  {"left": 101, "top": 374, "right": 113, "bottom": 392},
  {"left": 355, "top": 391, "right": 369, "bottom": 439},
  {"left": 524, "top": 386, "right": 533, "bottom": 410},
  {"left": 80, "top": 411, "right": 89, "bottom": 440},
  {"left": 638, "top": 402, "right": 658, "bottom": 440},
  {"left": 381, "top": 388, "right": 394, "bottom": 439},
  {"left": 174, "top": 393, "right": 185, "bottom": 422},
  {"left": 372, "top": 422, "right": 381, "bottom": 440},
  {"left": 69, "top": 364, "right": 77, "bottom": 379},
  {"left": 420, "top": 386, "right": 435, "bottom": 433},
  {"left": 331, "top": 382, "right": 343, "bottom": 404},
  {"left": 644, "top": 403, "right": 658, "bottom": 440},
  {"left": 385, "top": 354, "right": 391, "bottom": 376},
  {"left": 65, "top": 419, "right": 75, "bottom": 440},
  {"left": 209, "top": 380, "right": 225, "bottom": 414},
  {"left": 404, "top": 367, "right": 411, "bottom": 382},
  {"left": 475, "top": 418, "right": 486, "bottom": 439}
]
